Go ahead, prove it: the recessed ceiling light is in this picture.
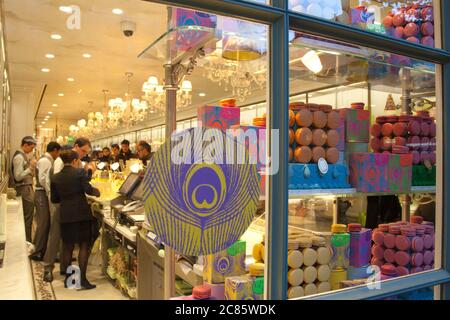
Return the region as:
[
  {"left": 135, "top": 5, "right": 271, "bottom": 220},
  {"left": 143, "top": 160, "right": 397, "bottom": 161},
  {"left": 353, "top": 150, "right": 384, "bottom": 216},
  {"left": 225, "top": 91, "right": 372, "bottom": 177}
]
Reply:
[
  {"left": 52, "top": 104, "right": 58, "bottom": 107},
  {"left": 112, "top": 8, "right": 123, "bottom": 15},
  {"left": 48, "top": 111, "right": 53, "bottom": 114},
  {"left": 45, "top": 54, "right": 55, "bottom": 59},
  {"left": 82, "top": 53, "right": 91, "bottom": 58},
  {"left": 41, "top": 122, "right": 46, "bottom": 124},
  {"left": 51, "top": 34, "right": 62, "bottom": 40},
  {"left": 41, "top": 68, "right": 50, "bottom": 73},
  {"left": 59, "top": 6, "right": 73, "bottom": 13},
  {"left": 38, "top": 125, "right": 42, "bottom": 128},
  {"left": 199, "top": 93, "right": 206, "bottom": 97},
  {"left": 67, "top": 77, "right": 75, "bottom": 82},
  {"left": 58, "top": 93, "right": 64, "bottom": 97}
]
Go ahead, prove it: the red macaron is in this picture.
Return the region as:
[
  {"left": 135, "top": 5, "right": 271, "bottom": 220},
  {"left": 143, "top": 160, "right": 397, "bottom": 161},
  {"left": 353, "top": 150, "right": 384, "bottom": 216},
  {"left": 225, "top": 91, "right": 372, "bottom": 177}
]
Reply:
[
  {"left": 372, "top": 231, "right": 385, "bottom": 246},
  {"left": 394, "top": 251, "right": 411, "bottom": 267},
  {"left": 384, "top": 233, "right": 396, "bottom": 249},
  {"left": 395, "top": 235, "right": 411, "bottom": 251},
  {"left": 384, "top": 249, "right": 396, "bottom": 263}
]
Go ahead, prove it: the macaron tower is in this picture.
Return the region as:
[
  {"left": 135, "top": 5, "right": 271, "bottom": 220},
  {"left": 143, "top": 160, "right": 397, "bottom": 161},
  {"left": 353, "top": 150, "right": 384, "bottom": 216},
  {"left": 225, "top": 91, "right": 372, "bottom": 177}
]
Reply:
[
  {"left": 371, "top": 216, "right": 435, "bottom": 279},
  {"left": 285, "top": 232, "right": 332, "bottom": 298},
  {"left": 370, "top": 110, "right": 436, "bottom": 166},
  {"left": 289, "top": 102, "right": 341, "bottom": 165}
]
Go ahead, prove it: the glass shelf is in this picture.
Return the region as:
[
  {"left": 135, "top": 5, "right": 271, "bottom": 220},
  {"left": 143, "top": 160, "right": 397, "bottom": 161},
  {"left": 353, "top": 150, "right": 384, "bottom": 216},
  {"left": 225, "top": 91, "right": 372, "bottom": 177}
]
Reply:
[
  {"left": 290, "top": 33, "right": 435, "bottom": 75},
  {"left": 138, "top": 25, "right": 222, "bottom": 64},
  {"left": 289, "top": 186, "right": 436, "bottom": 199}
]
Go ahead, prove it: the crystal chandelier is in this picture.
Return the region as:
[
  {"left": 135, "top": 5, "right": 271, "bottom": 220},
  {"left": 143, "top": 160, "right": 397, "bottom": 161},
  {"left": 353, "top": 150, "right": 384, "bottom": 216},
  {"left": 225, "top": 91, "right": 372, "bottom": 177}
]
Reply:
[
  {"left": 106, "top": 72, "right": 148, "bottom": 129},
  {"left": 198, "top": 50, "right": 267, "bottom": 102},
  {"left": 142, "top": 76, "right": 193, "bottom": 112}
]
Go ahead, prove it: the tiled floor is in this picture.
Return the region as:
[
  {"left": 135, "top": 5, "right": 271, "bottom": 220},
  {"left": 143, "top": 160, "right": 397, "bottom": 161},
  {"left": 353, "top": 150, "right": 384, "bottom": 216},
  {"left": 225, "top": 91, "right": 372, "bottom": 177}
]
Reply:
[{"left": 52, "top": 262, "right": 129, "bottom": 300}]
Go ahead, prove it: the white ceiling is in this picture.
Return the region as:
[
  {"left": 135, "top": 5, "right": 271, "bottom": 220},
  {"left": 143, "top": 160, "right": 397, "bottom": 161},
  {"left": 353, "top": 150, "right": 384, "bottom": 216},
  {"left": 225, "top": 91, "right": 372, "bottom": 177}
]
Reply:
[{"left": 3, "top": 0, "right": 179, "bottom": 130}]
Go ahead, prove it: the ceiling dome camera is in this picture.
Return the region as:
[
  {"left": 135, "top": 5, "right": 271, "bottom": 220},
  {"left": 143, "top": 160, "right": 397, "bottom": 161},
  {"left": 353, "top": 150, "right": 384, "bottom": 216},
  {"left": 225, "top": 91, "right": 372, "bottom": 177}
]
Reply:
[{"left": 121, "top": 20, "right": 136, "bottom": 37}]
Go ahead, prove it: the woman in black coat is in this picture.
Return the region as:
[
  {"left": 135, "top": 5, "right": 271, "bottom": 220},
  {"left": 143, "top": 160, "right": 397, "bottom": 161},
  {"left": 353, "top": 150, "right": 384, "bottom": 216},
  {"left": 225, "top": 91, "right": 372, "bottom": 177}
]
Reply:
[{"left": 51, "top": 149, "right": 100, "bottom": 290}]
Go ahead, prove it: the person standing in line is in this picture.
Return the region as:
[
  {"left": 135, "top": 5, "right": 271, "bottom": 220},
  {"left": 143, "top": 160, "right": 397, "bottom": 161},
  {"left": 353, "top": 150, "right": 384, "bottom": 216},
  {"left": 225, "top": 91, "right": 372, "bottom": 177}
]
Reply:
[
  {"left": 11, "top": 136, "right": 37, "bottom": 243},
  {"left": 51, "top": 149, "right": 100, "bottom": 290},
  {"left": 30, "top": 142, "right": 61, "bottom": 261},
  {"left": 43, "top": 137, "right": 93, "bottom": 282}
]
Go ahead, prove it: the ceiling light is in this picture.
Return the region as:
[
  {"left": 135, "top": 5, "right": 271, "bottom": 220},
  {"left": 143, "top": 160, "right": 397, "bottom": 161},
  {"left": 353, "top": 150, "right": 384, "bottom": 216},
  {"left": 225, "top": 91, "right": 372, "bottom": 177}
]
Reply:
[
  {"left": 48, "top": 111, "right": 53, "bottom": 114},
  {"left": 58, "top": 93, "right": 64, "bottom": 97},
  {"left": 52, "top": 104, "right": 58, "bottom": 107},
  {"left": 41, "top": 122, "right": 46, "bottom": 124},
  {"left": 78, "top": 89, "right": 83, "bottom": 94},
  {"left": 45, "top": 54, "right": 55, "bottom": 59},
  {"left": 41, "top": 68, "right": 50, "bottom": 73},
  {"left": 59, "top": 6, "right": 73, "bottom": 13},
  {"left": 67, "top": 77, "right": 75, "bottom": 82},
  {"left": 51, "top": 34, "right": 62, "bottom": 40},
  {"left": 82, "top": 53, "right": 91, "bottom": 58},
  {"left": 199, "top": 93, "right": 206, "bottom": 97},
  {"left": 301, "top": 50, "right": 323, "bottom": 74},
  {"left": 112, "top": 8, "right": 123, "bottom": 15},
  {"left": 38, "top": 125, "right": 42, "bottom": 128}
]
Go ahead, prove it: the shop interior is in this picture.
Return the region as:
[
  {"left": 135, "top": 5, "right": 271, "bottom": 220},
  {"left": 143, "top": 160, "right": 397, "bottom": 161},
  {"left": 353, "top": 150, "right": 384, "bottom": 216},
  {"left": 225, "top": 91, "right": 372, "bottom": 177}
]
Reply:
[{"left": 0, "top": 0, "right": 438, "bottom": 300}]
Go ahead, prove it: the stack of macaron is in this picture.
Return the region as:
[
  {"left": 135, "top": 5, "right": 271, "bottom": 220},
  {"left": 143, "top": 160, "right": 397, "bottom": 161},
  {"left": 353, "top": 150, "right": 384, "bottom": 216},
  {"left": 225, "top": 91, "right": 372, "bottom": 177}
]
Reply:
[
  {"left": 371, "top": 216, "right": 435, "bottom": 279},
  {"left": 289, "top": 101, "right": 341, "bottom": 164},
  {"left": 370, "top": 112, "right": 436, "bottom": 165},
  {"left": 252, "top": 114, "right": 267, "bottom": 127},
  {"left": 382, "top": 3, "right": 435, "bottom": 47},
  {"left": 219, "top": 98, "right": 237, "bottom": 108},
  {"left": 285, "top": 233, "right": 332, "bottom": 298}
]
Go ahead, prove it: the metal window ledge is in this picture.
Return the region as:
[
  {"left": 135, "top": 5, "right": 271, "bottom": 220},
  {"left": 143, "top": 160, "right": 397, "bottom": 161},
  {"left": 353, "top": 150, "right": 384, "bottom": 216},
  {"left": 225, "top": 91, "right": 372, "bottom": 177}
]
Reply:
[{"left": 298, "top": 270, "right": 450, "bottom": 300}]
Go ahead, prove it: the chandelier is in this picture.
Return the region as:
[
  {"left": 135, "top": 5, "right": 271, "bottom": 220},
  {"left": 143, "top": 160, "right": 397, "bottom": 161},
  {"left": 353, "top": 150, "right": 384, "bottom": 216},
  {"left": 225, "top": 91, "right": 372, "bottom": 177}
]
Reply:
[
  {"left": 198, "top": 50, "right": 267, "bottom": 102},
  {"left": 106, "top": 72, "right": 149, "bottom": 129},
  {"left": 142, "top": 76, "right": 193, "bottom": 112}
]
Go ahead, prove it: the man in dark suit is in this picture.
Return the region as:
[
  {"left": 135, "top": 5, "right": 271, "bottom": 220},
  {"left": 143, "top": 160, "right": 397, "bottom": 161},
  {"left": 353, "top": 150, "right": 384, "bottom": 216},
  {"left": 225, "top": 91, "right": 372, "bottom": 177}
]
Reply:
[{"left": 51, "top": 149, "right": 100, "bottom": 290}]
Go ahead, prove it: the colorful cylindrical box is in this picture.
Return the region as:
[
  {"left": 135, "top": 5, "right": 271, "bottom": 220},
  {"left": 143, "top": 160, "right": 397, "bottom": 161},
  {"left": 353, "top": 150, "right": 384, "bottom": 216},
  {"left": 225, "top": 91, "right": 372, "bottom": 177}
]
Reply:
[
  {"left": 198, "top": 105, "right": 241, "bottom": 131},
  {"left": 349, "top": 228, "right": 372, "bottom": 267}
]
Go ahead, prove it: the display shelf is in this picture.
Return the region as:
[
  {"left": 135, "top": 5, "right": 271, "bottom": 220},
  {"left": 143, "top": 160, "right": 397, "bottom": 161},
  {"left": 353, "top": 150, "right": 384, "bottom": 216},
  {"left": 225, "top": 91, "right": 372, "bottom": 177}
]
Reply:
[
  {"left": 138, "top": 25, "right": 221, "bottom": 64},
  {"left": 290, "top": 34, "right": 436, "bottom": 75},
  {"left": 289, "top": 186, "right": 436, "bottom": 199}
]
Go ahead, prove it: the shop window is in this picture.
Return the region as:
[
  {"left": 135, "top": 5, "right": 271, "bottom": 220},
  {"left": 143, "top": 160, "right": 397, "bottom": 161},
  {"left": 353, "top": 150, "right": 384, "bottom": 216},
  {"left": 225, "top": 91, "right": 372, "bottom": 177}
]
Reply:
[
  {"left": 289, "top": 0, "right": 438, "bottom": 48},
  {"left": 287, "top": 32, "right": 439, "bottom": 299}
]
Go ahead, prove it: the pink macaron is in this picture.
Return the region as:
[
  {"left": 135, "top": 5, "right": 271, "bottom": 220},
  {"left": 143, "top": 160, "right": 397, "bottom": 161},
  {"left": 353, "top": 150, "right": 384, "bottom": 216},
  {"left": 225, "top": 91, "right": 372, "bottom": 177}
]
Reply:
[
  {"left": 410, "top": 216, "right": 424, "bottom": 224},
  {"left": 423, "top": 234, "right": 433, "bottom": 250},
  {"left": 372, "top": 231, "right": 385, "bottom": 245},
  {"left": 395, "top": 251, "right": 411, "bottom": 267},
  {"left": 411, "top": 267, "right": 424, "bottom": 274},
  {"left": 384, "top": 233, "right": 396, "bottom": 249},
  {"left": 411, "top": 150, "right": 420, "bottom": 165},
  {"left": 421, "top": 137, "right": 430, "bottom": 151},
  {"left": 395, "top": 266, "right": 410, "bottom": 276},
  {"left": 423, "top": 265, "right": 433, "bottom": 271},
  {"left": 411, "top": 252, "right": 424, "bottom": 267},
  {"left": 379, "top": 224, "right": 389, "bottom": 233},
  {"left": 384, "top": 249, "right": 396, "bottom": 263},
  {"left": 412, "top": 236, "right": 424, "bottom": 252},
  {"left": 421, "top": 122, "right": 430, "bottom": 136},
  {"left": 423, "top": 250, "right": 433, "bottom": 265},
  {"left": 408, "top": 136, "right": 421, "bottom": 150},
  {"left": 395, "top": 235, "right": 411, "bottom": 251},
  {"left": 408, "top": 121, "right": 421, "bottom": 136},
  {"left": 372, "top": 245, "right": 385, "bottom": 260}
]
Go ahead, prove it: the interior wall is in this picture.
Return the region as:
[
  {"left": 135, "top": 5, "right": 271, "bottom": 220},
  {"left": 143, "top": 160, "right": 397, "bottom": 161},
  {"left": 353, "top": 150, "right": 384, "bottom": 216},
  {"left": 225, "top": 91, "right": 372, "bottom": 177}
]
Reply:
[{"left": 9, "top": 87, "right": 35, "bottom": 159}]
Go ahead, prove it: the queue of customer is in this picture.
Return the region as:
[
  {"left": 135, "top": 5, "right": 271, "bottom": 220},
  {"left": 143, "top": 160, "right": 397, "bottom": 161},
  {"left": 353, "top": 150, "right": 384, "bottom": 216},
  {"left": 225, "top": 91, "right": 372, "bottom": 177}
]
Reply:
[{"left": 11, "top": 137, "right": 153, "bottom": 290}]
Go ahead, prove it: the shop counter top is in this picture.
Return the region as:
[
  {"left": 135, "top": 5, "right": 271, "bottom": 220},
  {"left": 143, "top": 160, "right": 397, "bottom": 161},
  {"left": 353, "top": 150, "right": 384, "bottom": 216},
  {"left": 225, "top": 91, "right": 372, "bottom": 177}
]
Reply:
[{"left": 103, "top": 216, "right": 137, "bottom": 243}]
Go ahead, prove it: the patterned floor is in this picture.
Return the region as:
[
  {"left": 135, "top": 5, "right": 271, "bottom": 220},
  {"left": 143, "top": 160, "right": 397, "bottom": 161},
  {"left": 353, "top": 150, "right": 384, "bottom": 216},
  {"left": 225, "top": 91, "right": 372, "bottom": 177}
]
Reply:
[{"left": 30, "top": 260, "right": 56, "bottom": 300}]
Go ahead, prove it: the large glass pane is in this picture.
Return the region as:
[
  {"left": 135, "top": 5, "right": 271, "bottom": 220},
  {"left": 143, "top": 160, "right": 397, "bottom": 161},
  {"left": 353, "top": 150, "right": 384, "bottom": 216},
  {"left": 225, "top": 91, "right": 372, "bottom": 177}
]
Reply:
[
  {"left": 289, "top": 0, "right": 439, "bottom": 48},
  {"left": 287, "top": 32, "right": 439, "bottom": 298}
]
